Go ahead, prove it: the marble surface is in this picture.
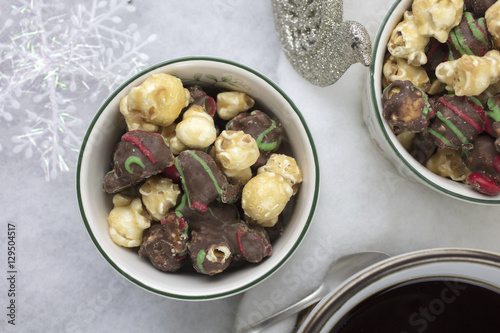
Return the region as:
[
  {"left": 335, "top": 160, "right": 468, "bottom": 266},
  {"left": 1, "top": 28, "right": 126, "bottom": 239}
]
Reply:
[{"left": 2, "top": 0, "right": 500, "bottom": 332}]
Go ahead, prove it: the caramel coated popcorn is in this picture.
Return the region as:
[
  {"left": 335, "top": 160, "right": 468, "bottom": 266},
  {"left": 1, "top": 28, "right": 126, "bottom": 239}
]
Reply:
[
  {"left": 107, "top": 194, "right": 151, "bottom": 247},
  {"left": 241, "top": 153, "right": 301, "bottom": 227},
  {"left": 383, "top": 55, "right": 431, "bottom": 92},
  {"left": 486, "top": 1, "right": 500, "bottom": 48},
  {"left": 158, "top": 124, "right": 187, "bottom": 155},
  {"left": 139, "top": 176, "right": 181, "bottom": 221},
  {"left": 126, "top": 73, "right": 190, "bottom": 127},
  {"left": 241, "top": 171, "right": 293, "bottom": 227},
  {"left": 214, "top": 130, "right": 260, "bottom": 183},
  {"left": 388, "top": 11, "right": 430, "bottom": 66},
  {"left": 412, "top": 0, "right": 463, "bottom": 43},
  {"left": 435, "top": 50, "right": 500, "bottom": 96},
  {"left": 175, "top": 104, "right": 217, "bottom": 149},
  {"left": 258, "top": 154, "right": 303, "bottom": 194},
  {"left": 425, "top": 147, "right": 471, "bottom": 181},
  {"left": 216, "top": 91, "right": 255, "bottom": 120}
]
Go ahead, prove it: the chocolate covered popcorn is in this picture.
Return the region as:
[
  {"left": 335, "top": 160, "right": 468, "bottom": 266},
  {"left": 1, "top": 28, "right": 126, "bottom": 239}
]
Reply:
[
  {"left": 103, "top": 73, "right": 301, "bottom": 274},
  {"left": 102, "top": 130, "right": 175, "bottom": 194},
  {"left": 138, "top": 213, "right": 188, "bottom": 272},
  {"left": 381, "top": 0, "right": 500, "bottom": 196}
]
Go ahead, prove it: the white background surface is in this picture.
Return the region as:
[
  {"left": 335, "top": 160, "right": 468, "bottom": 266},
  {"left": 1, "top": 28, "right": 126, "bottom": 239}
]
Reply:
[{"left": 2, "top": 0, "right": 500, "bottom": 332}]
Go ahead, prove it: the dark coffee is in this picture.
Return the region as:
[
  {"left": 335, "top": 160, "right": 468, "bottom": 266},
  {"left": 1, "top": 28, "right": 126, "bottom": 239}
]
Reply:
[{"left": 330, "top": 277, "right": 500, "bottom": 333}]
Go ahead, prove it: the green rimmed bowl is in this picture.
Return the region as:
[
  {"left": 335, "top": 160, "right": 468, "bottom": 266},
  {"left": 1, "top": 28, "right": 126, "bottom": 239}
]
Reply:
[
  {"left": 364, "top": 0, "right": 500, "bottom": 204},
  {"left": 76, "top": 56, "right": 320, "bottom": 300}
]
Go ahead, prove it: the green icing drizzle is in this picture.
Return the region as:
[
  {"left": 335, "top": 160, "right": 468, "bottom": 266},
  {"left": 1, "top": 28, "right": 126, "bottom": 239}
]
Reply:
[
  {"left": 162, "top": 135, "right": 170, "bottom": 147},
  {"left": 428, "top": 128, "right": 457, "bottom": 148},
  {"left": 196, "top": 250, "right": 206, "bottom": 272},
  {"left": 468, "top": 13, "right": 489, "bottom": 46},
  {"left": 188, "top": 150, "right": 223, "bottom": 200},
  {"left": 416, "top": 86, "right": 432, "bottom": 121},
  {"left": 175, "top": 193, "right": 187, "bottom": 218},
  {"left": 255, "top": 115, "right": 278, "bottom": 151},
  {"left": 124, "top": 156, "right": 145, "bottom": 174},
  {"left": 449, "top": 28, "right": 471, "bottom": 55},
  {"left": 449, "top": 13, "right": 489, "bottom": 57},
  {"left": 486, "top": 98, "right": 500, "bottom": 122},
  {"left": 436, "top": 111, "right": 469, "bottom": 145},
  {"left": 468, "top": 96, "right": 483, "bottom": 108},
  {"left": 175, "top": 157, "right": 191, "bottom": 206}
]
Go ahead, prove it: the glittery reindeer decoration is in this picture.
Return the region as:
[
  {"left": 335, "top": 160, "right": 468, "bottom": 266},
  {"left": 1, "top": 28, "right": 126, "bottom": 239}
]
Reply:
[{"left": 272, "top": 0, "right": 372, "bottom": 86}]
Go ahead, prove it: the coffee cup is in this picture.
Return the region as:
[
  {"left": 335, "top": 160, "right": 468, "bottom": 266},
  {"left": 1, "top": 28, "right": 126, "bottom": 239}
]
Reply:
[{"left": 297, "top": 248, "right": 500, "bottom": 332}]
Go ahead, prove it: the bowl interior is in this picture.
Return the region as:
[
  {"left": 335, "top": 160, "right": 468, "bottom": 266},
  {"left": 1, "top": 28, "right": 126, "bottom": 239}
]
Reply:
[
  {"left": 370, "top": 0, "right": 500, "bottom": 204},
  {"left": 76, "top": 57, "right": 319, "bottom": 300}
]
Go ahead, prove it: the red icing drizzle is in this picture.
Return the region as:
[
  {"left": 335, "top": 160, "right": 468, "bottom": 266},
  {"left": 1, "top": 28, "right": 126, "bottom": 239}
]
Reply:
[
  {"left": 467, "top": 99, "right": 491, "bottom": 134},
  {"left": 236, "top": 229, "right": 246, "bottom": 257},
  {"left": 190, "top": 202, "right": 208, "bottom": 212},
  {"left": 236, "top": 228, "right": 272, "bottom": 258},
  {"left": 178, "top": 217, "right": 186, "bottom": 230},
  {"left": 122, "top": 131, "right": 157, "bottom": 164},
  {"left": 439, "top": 97, "right": 483, "bottom": 133}
]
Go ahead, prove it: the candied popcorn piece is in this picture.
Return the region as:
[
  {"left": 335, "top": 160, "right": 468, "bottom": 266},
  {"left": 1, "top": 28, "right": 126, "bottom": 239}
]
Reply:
[
  {"left": 383, "top": 55, "right": 431, "bottom": 92},
  {"left": 258, "top": 154, "right": 303, "bottom": 194},
  {"left": 159, "top": 124, "right": 186, "bottom": 155},
  {"left": 107, "top": 194, "right": 151, "bottom": 247},
  {"left": 216, "top": 91, "right": 255, "bottom": 120},
  {"left": 120, "top": 95, "right": 159, "bottom": 132},
  {"left": 435, "top": 50, "right": 500, "bottom": 96},
  {"left": 221, "top": 168, "right": 253, "bottom": 184},
  {"left": 426, "top": 148, "right": 471, "bottom": 182},
  {"left": 214, "top": 130, "right": 260, "bottom": 183},
  {"left": 412, "top": 0, "right": 464, "bottom": 43},
  {"left": 125, "top": 73, "right": 190, "bottom": 128},
  {"left": 139, "top": 176, "right": 181, "bottom": 221},
  {"left": 241, "top": 172, "right": 293, "bottom": 227},
  {"left": 396, "top": 131, "right": 416, "bottom": 152},
  {"left": 176, "top": 105, "right": 217, "bottom": 149},
  {"left": 486, "top": 1, "right": 500, "bottom": 48},
  {"left": 388, "top": 11, "right": 430, "bottom": 66}
]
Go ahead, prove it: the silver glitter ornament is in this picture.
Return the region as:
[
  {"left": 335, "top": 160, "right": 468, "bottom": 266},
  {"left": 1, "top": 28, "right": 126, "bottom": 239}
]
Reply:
[{"left": 272, "top": 0, "right": 372, "bottom": 87}]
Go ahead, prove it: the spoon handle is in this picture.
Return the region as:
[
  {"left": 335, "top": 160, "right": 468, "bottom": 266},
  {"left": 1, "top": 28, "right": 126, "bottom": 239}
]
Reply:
[{"left": 237, "top": 285, "right": 328, "bottom": 333}]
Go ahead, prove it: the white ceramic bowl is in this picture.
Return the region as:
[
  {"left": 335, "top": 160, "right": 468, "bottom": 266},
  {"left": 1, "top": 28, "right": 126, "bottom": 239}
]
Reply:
[
  {"left": 76, "top": 56, "right": 319, "bottom": 300},
  {"left": 364, "top": 0, "right": 500, "bottom": 204}
]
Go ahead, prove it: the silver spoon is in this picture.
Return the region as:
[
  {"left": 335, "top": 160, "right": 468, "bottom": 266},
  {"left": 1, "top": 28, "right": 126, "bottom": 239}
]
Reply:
[{"left": 237, "top": 251, "right": 390, "bottom": 333}]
